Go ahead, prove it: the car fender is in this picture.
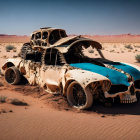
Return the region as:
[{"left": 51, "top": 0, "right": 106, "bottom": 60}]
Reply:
[
  {"left": 2, "top": 58, "right": 22, "bottom": 73},
  {"left": 63, "top": 69, "right": 111, "bottom": 95},
  {"left": 121, "top": 62, "right": 140, "bottom": 72}
]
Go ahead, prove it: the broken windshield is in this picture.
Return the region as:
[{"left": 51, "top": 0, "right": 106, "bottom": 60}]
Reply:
[{"left": 64, "top": 42, "right": 104, "bottom": 65}]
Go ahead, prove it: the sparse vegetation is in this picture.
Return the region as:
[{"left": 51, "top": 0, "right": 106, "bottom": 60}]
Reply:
[
  {"left": 0, "top": 108, "right": 13, "bottom": 114},
  {"left": 88, "top": 49, "right": 94, "bottom": 53},
  {"left": 3, "top": 55, "right": 8, "bottom": 58},
  {"left": 110, "top": 49, "right": 115, "bottom": 52},
  {"left": 5, "top": 45, "right": 16, "bottom": 52},
  {"left": 0, "top": 109, "right": 7, "bottom": 113},
  {"left": 10, "top": 98, "right": 28, "bottom": 106},
  {"left": 134, "top": 45, "right": 140, "bottom": 48},
  {"left": 124, "top": 44, "right": 133, "bottom": 49},
  {"left": 0, "top": 96, "right": 28, "bottom": 106},
  {"left": 135, "top": 54, "right": 140, "bottom": 62},
  {"left": 13, "top": 55, "right": 18, "bottom": 58},
  {"left": 0, "top": 96, "right": 7, "bottom": 103}
]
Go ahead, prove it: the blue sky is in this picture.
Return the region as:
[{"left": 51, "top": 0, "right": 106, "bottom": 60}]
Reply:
[{"left": 0, "top": 0, "right": 140, "bottom": 35}]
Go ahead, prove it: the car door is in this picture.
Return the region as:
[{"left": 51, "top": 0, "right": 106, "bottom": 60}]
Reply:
[{"left": 39, "top": 49, "right": 66, "bottom": 93}]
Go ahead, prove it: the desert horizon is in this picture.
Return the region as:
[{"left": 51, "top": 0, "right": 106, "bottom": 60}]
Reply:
[
  {"left": 1, "top": 0, "right": 140, "bottom": 139},
  {"left": 0, "top": 33, "right": 140, "bottom": 140},
  {"left": 0, "top": 34, "right": 140, "bottom": 43}
]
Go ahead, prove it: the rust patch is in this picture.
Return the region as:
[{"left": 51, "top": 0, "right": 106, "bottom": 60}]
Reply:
[{"left": 20, "top": 67, "right": 26, "bottom": 75}]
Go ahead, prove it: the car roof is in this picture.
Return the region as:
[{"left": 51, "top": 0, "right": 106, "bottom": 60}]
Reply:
[{"left": 31, "top": 28, "right": 65, "bottom": 35}]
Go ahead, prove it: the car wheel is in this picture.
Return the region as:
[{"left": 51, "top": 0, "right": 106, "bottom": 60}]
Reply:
[
  {"left": 5, "top": 66, "right": 21, "bottom": 85},
  {"left": 67, "top": 81, "right": 93, "bottom": 109},
  {"left": 20, "top": 43, "right": 32, "bottom": 59}
]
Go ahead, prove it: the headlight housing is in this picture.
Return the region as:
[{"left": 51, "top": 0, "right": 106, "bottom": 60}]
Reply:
[
  {"left": 102, "top": 80, "right": 111, "bottom": 92},
  {"left": 127, "top": 75, "right": 133, "bottom": 82},
  {"left": 87, "top": 80, "right": 111, "bottom": 94}
]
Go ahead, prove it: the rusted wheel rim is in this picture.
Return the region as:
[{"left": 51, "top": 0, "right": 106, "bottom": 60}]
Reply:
[
  {"left": 72, "top": 84, "right": 86, "bottom": 106},
  {"left": 5, "top": 69, "right": 16, "bottom": 84}
]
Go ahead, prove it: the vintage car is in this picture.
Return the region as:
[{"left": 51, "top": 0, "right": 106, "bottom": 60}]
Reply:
[{"left": 2, "top": 27, "right": 140, "bottom": 109}]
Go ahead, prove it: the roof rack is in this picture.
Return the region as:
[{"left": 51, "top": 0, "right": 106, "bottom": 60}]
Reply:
[{"left": 40, "top": 27, "right": 52, "bottom": 29}]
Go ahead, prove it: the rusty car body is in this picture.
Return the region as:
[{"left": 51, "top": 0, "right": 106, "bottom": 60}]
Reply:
[{"left": 2, "top": 27, "right": 140, "bottom": 109}]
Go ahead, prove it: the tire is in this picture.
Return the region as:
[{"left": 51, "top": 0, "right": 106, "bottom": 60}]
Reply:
[
  {"left": 67, "top": 81, "right": 93, "bottom": 109},
  {"left": 5, "top": 66, "right": 21, "bottom": 85},
  {"left": 20, "top": 43, "right": 32, "bottom": 59}
]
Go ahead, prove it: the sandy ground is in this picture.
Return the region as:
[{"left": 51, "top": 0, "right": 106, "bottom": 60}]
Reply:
[
  {"left": 0, "top": 78, "right": 140, "bottom": 140},
  {"left": 0, "top": 40, "right": 140, "bottom": 140}
]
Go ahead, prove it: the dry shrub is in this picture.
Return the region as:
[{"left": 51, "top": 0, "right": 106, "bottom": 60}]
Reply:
[
  {"left": 0, "top": 96, "right": 28, "bottom": 106},
  {"left": 0, "top": 96, "right": 7, "bottom": 103},
  {"left": 13, "top": 55, "right": 18, "bottom": 58},
  {"left": 110, "top": 49, "right": 115, "bottom": 52},
  {"left": 135, "top": 54, "right": 140, "bottom": 62},
  {"left": 88, "top": 49, "right": 94, "bottom": 53},
  {"left": 5, "top": 45, "right": 16, "bottom": 52},
  {"left": 134, "top": 45, "right": 140, "bottom": 48},
  {"left": 124, "top": 44, "right": 133, "bottom": 49},
  {"left": 9, "top": 98, "right": 28, "bottom": 106},
  {"left": 0, "top": 109, "right": 7, "bottom": 113}
]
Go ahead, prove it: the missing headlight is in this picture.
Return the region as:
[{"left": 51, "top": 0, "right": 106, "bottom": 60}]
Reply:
[
  {"left": 108, "top": 85, "right": 128, "bottom": 94},
  {"left": 134, "top": 80, "right": 140, "bottom": 89}
]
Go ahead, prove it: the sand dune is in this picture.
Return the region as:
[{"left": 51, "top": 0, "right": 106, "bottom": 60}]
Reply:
[
  {"left": 0, "top": 36, "right": 140, "bottom": 140},
  {"left": 0, "top": 86, "right": 140, "bottom": 140}
]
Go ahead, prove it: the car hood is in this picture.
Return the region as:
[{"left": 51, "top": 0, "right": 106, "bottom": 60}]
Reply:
[
  {"left": 103, "top": 61, "right": 140, "bottom": 81},
  {"left": 70, "top": 63, "right": 140, "bottom": 86},
  {"left": 65, "top": 69, "right": 110, "bottom": 89},
  {"left": 50, "top": 36, "right": 102, "bottom": 53},
  {"left": 51, "top": 36, "right": 78, "bottom": 47}
]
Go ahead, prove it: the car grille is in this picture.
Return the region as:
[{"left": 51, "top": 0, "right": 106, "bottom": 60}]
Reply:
[
  {"left": 130, "top": 84, "right": 135, "bottom": 95},
  {"left": 108, "top": 85, "right": 128, "bottom": 94},
  {"left": 134, "top": 80, "right": 140, "bottom": 89}
]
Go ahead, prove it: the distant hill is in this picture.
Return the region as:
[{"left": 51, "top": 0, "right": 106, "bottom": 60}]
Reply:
[
  {"left": 0, "top": 34, "right": 30, "bottom": 43},
  {"left": 0, "top": 34, "right": 140, "bottom": 43},
  {"left": 83, "top": 34, "right": 140, "bottom": 43}
]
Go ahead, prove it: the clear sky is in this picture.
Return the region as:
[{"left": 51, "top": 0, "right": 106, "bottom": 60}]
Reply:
[{"left": 0, "top": 0, "right": 140, "bottom": 35}]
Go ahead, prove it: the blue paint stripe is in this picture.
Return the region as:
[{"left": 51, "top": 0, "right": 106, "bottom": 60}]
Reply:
[
  {"left": 70, "top": 63, "right": 130, "bottom": 86},
  {"left": 106, "top": 62, "right": 140, "bottom": 81}
]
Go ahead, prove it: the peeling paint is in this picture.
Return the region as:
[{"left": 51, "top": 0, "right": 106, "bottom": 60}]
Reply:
[{"left": 2, "top": 27, "right": 140, "bottom": 109}]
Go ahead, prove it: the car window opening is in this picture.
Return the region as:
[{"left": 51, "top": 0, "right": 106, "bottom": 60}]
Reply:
[
  {"left": 64, "top": 42, "right": 105, "bottom": 66},
  {"left": 49, "top": 30, "right": 61, "bottom": 45},
  {"left": 42, "top": 32, "right": 48, "bottom": 40},
  {"left": 24, "top": 50, "right": 42, "bottom": 63},
  {"left": 42, "top": 42, "right": 47, "bottom": 46},
  {"left": 31, "top": 34, "right": 34, "bottom": 40},
  {"left": 44, "top": 49, "right": 64, "bottom": 66},
  {"left": 35, "top": 32, "right": 41, "bottom": 39},
  {"left": 60, "top": 30, "right": 67, "bottom": 38}
]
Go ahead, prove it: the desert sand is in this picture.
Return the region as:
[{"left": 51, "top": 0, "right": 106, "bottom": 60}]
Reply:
[{"left": 0, "top": 35, "right": 140, "bottom": 140}]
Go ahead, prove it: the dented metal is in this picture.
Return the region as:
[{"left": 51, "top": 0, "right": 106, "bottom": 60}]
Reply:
[{"left": 2, "top": 27, "right": 140, "bottom": 109}]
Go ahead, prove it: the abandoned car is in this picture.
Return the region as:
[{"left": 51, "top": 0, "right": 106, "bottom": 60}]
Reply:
[{"left": 2, "top": 27, "right": 140, "bottom": 109}]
